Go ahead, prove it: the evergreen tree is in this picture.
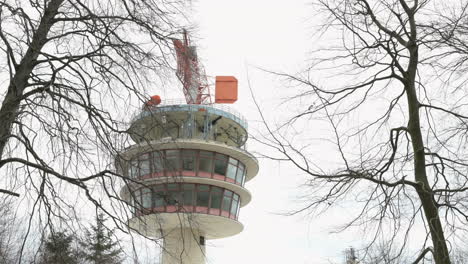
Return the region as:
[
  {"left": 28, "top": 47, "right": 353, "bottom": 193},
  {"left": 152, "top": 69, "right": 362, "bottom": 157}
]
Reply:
[
  {"left": 82, "top": 213, "right": 123, "bottom": 264},
  {"left": 38, "top": 231, "right": 81, "bottom": 264},
  {"left": 0, "top": 201, "right": 17, "bottom": 263}
]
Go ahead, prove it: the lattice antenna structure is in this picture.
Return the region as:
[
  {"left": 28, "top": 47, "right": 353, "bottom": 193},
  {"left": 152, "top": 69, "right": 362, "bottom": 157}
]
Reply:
[{"left": 173, "top": 30, "right": 212, "bottom": 105}]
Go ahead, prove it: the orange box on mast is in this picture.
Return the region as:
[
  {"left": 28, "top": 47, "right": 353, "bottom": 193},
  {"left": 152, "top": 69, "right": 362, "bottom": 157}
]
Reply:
[{"left": 215, "top": 76, "right": 238, "bottom": 104}]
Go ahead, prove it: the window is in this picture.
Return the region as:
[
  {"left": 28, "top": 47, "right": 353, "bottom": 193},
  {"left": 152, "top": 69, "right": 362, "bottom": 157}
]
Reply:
[
  {"left": 236, "top": 163, "right": 245, "bottom": 184},
  {"left": 167, "top": 183, "right": 178, "bottom": 190},
  {"left": 229, "top": 157, "right": 238, "bottom": 166},
  {"left": 210, "top": 187, "right": 223, "bottom": 209},
  {"left": 155, "top": 192, "right": 165, "bottom": 207},
  {"left": 133, "top": 183, "right": 241, "bottom": 218},
  {"left": 182, "top": 183, "right": 194, "bottom": 190},
  {"left": 198, "top": 185, "right": 210, "bottom": 192},
  {"left": 154, "top": 185, "right": 165, "bottom": 207},
  {"left": 167, "top": 191, "right": 179, "bottom": 206},
  {"left": 128, "top": 149, "right": 245, "bottom": 186},
  {"left": 139, "top": 153, "right": 150, "bottom": 176},
  {"left": 167, "top": 184, "right": 180, "bottom": 205},
  {"left": 165, "top": 150, "right": 180, "bottom": 171},
  {"left": 214, "top": 154, "right": 228, "bottom": 175},
  {"left": 141, "top": 188, "right": 152, "bottom": 209},
  {"left": 153, "top": 151, "right": 163, "bottom": 173},
  {"left": 231, "top": 194, "right": 239, "bottom": 216},
  {"left": 130, "top": 160, "right": 138, "bottom": 178},
  {"left": 131, "top": 189, "right": 141, "bottom": 212},
  {"left": 133, "top": 189, "right": 141, "bottom": 208},
  {"left": 182, "top": 184, "right": 195, "bottom": 205},
  {"left": 197, "top": 185, "right": 210, "bottom": 207},
  {"left": 182, "top": 150, "right": 196, "bottom": 171},
  {"left": 197, "top": 192, "right": 209, "bottom": 207},
  {"left": 222, "top": 190, "right": 233, "bottom": 212},
  {"left": 226, "top": 163, "right": 237, "bottom": 180},
  {"left": 199, "top": 151, "right": 213, "bottom": 173}
]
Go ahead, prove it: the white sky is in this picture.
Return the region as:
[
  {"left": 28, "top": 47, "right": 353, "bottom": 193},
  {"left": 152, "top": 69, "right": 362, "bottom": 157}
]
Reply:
[{"left": 183, "top": 1, "right": 361, "bottom": 263}]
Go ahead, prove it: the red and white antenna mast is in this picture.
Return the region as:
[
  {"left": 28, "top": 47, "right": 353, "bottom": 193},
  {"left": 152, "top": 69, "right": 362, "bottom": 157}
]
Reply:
[
  {"left": 173, "top": 30, "right": 212, "bottom": 104},
  {"left": 173, "top": 30, "right": 238, "bottom": 105}
]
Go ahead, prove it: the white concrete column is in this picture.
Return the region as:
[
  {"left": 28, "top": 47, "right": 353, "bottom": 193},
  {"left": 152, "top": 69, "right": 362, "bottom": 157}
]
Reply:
[{"left": 161, "top": 228, "right": 205, "bottom": 264}]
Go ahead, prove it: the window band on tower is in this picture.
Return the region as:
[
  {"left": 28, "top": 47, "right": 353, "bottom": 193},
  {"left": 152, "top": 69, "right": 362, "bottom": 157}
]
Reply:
[
  {"left": 131, "top": 183, "right": 241, "bottom": 220},
  {"left": 126, "top": 149, "right": 247, "bottom": 186}
]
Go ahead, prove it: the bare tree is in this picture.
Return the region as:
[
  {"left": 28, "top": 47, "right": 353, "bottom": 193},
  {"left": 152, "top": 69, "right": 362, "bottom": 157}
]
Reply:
[
  {"left": 360, "top": 243, "right": 409, "bottom": 264},
  {"left": 255, "top": 1, "right": 468, "bottom": 264},
  {"left": 0, "top": 0, "right": 188, "bottom": 261},
  {"left": 425, "top": 2, "right": 468, "bottom": 82}
]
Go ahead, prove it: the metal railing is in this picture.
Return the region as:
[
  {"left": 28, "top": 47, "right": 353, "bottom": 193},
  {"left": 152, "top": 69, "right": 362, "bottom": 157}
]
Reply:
[{"left": 131, "top": 98, "right": 248, "bottom": 130}]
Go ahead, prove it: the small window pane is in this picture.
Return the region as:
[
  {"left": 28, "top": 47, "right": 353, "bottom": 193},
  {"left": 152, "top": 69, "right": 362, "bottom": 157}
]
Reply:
[
  {"left": 183, "top": 190, "right": 194, "bottom": 205},
  {"left": 167, "top": 183, "right": 178, "bottom": 190},
  {"left": 140, "top": 159, "right": 150, "bottom": 176},
  {"left": 130, "top": 160, "right": 138, "bottom": 178},
  {"left": 228, "top": 157, "right": 238, "bottom": 166},
  {"left": 214, "top": 159, "right": 227, "bottom": 175},
  {"left": 197, "top": 191, "right": 209, "bottom": 207},
  {"left": 230, "top": 199, "right": 238, "bottom": 216},
  {"left": 155, "top": 191, "right": 165, "bottom": 207},
  {"left": 212, "top": 186, "right": 223, "bottom": 194},
  {"left": 182, "top": 150, "right": 196, "bottom": 171},
  {"left": 200, "top": 151, "right": 213, "bottom": 157},
  {"left": 210, "top": 187, "right": 223, "bottom": 209},
  {"left": 182, "top": 183, "right": 195, "bottom": 190},
  {"left": 215, "top": 154, "right": 228, "bottom": 161},
  {"left": 199, "top": 157, "right": 213, "bottom": 173},
  {"left": 235, "top": 167, "right": 244, "bottom": 184},
  {"left": 142, "top": 188, "right": 152, "bottom": 209},
  {"left": 165, "top": 158, "right": 180, "bottom": 171},
  {"left": 167, "top": 190, "right": 179, "bottom": 205},
  {"left": 154, "top": 184, "right": 165, "bottom": 191},
  {"left": 198, "top": 185, "right": 210, "bottom": 191},
  {"left": 165, "top": 150, "right": 180, "bottom": 171},
  {"left": 132, "top": 189, "right": 141, "bottom": 209},
  {"left": 226, "top": 164, "right": 237, "bottom": 180},
  {"left": 182, "top": 149, "right": 196, "bottom": 156},
  {"left": 166, "top": 150, "right": 179, "bottom": 156},
  {"left": 153, "top": 152, "right": 163, "bottom": 172},
  {"left": 222, "top": 196, "right": 231, "bottom": 211}
]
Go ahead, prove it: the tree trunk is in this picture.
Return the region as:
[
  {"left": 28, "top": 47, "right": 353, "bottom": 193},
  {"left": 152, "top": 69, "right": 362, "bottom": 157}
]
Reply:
[
  {"left": 0, "top": 0, "right": 64, "bottom": 159},
  {"left": 406, "top": 43, "right": 451, "bottom": 264}
]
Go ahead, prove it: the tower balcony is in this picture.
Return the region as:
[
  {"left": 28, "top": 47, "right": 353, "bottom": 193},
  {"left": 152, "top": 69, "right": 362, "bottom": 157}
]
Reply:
[{"left": 128, "top": 99, "right": 249, "bottom": 148}]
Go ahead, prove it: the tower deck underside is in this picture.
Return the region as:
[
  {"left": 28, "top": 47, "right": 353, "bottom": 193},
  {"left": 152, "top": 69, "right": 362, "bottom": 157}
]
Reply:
[{"left": 128, "top": 213, "right": 243, "bottom": 239}]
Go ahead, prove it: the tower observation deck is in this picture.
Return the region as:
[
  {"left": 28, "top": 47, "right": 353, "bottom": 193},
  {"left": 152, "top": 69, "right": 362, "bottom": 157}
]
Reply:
[{"left": 117, "top": 98, "right": 259, "bottom": 263}]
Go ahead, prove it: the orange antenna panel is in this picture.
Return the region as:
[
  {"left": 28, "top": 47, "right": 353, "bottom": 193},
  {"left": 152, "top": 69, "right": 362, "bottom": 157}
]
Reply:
[{"left": 215, "top": 76, "right": 238, "bottom": 104}]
